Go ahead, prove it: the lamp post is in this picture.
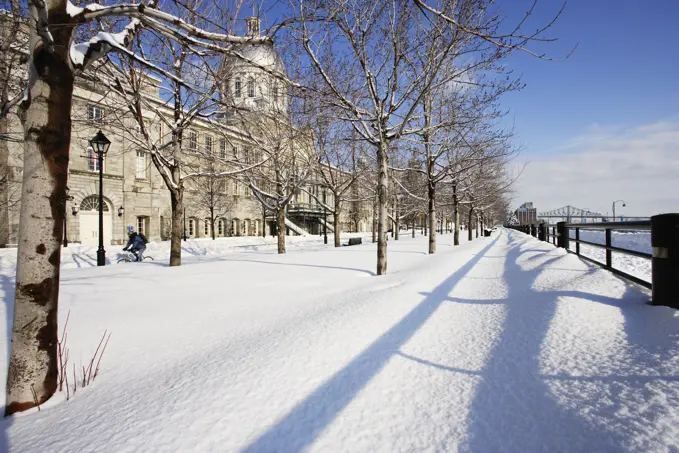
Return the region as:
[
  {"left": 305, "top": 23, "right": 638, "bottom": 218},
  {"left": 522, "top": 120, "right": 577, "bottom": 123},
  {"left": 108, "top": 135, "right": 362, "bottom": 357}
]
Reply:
[
  {"left": 89, "top": 130, "right": 111, "bottom": 266},
  {"left": 183, "top": 207, "right": 187, "bottom": 241},
  {"left": 63, "top": 186, "right": 74, "bottom": 247},
  {"left": 612, "top": 200, "right": 626, "bottom": 222}
]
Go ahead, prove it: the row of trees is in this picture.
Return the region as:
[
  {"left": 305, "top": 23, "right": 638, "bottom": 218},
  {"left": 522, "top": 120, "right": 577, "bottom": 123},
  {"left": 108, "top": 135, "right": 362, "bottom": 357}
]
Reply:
[{"left": 0, "top": 0, "right": 567, "bottom": 414}]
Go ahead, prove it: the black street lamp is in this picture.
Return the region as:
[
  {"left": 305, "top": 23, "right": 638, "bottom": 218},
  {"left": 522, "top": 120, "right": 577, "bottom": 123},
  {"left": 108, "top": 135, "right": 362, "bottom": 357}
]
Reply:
[
  {"left": 89, "top": 130, "right": 111, "bottom": 266},
  {"left": 63, "top": 186, "right": 74, "bottom": 247},
  {"left": 183, "top": 207, "right": 187, "bottom": 241}
]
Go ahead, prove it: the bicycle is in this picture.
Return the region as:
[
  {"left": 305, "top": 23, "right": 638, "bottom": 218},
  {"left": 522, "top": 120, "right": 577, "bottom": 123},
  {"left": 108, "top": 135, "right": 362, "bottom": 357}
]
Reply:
[{"left": 116, "top": 251, "right": 155, "bottom": 263}]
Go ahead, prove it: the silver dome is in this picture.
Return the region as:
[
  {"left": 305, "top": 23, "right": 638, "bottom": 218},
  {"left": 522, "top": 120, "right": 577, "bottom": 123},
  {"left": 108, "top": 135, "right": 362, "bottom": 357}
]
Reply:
[{"left": 233, "top": 42, "right": 286, "bottom": 75}]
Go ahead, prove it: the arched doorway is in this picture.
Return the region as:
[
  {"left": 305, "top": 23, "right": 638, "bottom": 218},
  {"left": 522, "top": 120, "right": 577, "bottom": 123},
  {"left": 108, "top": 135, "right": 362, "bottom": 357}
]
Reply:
[
  {"left": 232, "top": 218, "right": 240, "bottom": 236},
  {"left": 78, "top": 196, "right": 112, "bottom": 245}
]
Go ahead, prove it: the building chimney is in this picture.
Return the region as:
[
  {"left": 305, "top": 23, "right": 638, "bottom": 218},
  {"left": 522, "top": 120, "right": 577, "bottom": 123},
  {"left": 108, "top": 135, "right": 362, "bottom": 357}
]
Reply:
[{"left": 245, "top": 17, "right": 261, "bottom": 38}]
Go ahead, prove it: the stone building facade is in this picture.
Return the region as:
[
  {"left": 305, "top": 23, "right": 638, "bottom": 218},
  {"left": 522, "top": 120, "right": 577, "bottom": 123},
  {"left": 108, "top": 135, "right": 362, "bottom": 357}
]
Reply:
[{"left": 0, "top": 15, "right": 374, "bottom": 247}]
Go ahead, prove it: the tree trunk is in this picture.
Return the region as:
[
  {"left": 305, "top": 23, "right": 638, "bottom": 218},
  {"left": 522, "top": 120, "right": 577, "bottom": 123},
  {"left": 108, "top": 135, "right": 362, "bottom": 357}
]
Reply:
[
  {"left": 476, "top": 214, "right": 480, "bottom": 238},
  {"left": 412, "top": 215, "right": 415, "bottom": 238},
  {"left": 261, "top": 208, "right": 266, "bottom": 237},
  {"left": 453, "top": 183, "right": 460, "bottom": 246},
  {"left": 468, "top": 207, "right": 474, "bottom": 241},
  {"left": 333, "top": 199, "right": 341, "bottom": 248},
  {"left": 276, "top": 207, "right": 286, "bottom": 254},
  {"left": 395, "top": 211, "right": 400, "bottom": 241},
  {"left": 0, "top": 116, "right": 9, "bottom": 246},
  {"left": 169, "top": 187, "right": 183, "bottom": 266},
  {"left": 428, "top": 181, "right": 436, "bottom": 254},
  {"left": 210, "top": 207, "right": 216, "bottom": 240},
  {"left": 376, "top": 140, "right": 388, "bottom": 275},
  {"left": 6, "top": 2, "right": 74, "bottom": 415}
]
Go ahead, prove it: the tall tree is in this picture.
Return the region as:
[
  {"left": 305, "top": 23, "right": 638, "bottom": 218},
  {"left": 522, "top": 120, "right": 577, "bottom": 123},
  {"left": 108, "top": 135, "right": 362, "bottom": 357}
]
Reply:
[{"left": 4, "top": 0, "right": 268, "bottom": 415}]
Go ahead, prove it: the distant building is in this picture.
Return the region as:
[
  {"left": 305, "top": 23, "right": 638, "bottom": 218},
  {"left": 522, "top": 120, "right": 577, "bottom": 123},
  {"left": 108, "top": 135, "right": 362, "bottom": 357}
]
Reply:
[{"left": 515, "top": 202, "right": 537, "bottom": 225}]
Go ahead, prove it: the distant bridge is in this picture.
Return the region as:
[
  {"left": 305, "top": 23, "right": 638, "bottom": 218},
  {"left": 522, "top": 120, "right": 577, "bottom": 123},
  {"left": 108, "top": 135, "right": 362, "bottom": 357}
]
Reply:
[{"left": 537, "top": 205, "right": 649, "bottom": 223}]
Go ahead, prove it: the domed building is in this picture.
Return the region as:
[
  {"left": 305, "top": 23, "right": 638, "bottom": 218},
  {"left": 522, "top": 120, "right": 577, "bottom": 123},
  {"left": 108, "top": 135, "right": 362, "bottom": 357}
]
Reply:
[{"left": 220, "top": 17, "right": 288, "bottom": 117}]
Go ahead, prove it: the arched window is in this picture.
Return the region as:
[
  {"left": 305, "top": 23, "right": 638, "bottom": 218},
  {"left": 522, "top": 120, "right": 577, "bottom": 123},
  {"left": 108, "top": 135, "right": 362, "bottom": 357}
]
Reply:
[
  {"left": 188, "top": 218, "right": 195, "bottom": 237},
  {"left": 80, "top": 196, "right": 109, "bottom": 211},
  {"left": 234, "top": 77, "right": 241, "bottom": 98},
  {"left": 204, "top": 219, "right": 210, "bottom": 236},
  {"left": 218, "top": 219, "right": 224, "bottom": 236},
  {"left": 247, "top": 78, "right": 255, "bottom": 97}
]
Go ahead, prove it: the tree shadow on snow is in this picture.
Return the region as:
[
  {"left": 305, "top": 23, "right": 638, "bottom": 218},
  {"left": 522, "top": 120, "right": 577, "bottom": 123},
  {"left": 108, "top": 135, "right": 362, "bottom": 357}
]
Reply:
[
  {"left": 239, "top": 236, "right": 500, "bottom": 453},
  {"left": 425, "top": 231, "right": 677, "bottom": 453}
]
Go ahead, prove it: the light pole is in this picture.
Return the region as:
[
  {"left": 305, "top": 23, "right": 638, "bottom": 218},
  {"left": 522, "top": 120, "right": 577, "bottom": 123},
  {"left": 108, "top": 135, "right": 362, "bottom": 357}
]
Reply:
[
  {"left": 89, "top": 131, "right": 111, "bottom": 266},
  {"left": 612, "top": 200, "right": 626, "bottom": 222},
  {"left": 183, "top": 207, "right": 187, "bottom": 241}
]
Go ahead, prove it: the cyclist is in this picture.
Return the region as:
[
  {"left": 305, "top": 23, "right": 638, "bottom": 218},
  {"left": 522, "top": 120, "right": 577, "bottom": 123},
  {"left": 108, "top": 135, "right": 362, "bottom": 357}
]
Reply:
[{"left": 122, "top": 229, "right": 147, "bottom": 261}]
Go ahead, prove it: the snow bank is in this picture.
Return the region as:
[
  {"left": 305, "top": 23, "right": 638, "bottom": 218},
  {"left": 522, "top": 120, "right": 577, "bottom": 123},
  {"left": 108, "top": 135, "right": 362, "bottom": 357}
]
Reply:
[{"left": 0, "top": 230, "right": 677, "bottom": 452}]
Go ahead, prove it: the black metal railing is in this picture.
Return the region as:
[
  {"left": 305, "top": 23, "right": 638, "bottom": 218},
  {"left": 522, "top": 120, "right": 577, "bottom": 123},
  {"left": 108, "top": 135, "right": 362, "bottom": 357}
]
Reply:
[
  {"left": 544, "top": 221, "right": 651, "bottom": 288},
  {"left": 505, "top": 214, "right": 679, "bottom": 308}
]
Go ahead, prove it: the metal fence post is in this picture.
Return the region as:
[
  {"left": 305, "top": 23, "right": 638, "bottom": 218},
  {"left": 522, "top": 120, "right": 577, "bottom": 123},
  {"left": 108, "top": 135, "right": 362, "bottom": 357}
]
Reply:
[
  {"left": 557, "top": 221, "right": 569, "bottom": 249},
  {"left": 651, "top": 214, "right": 679, "bottom": 308},
  {"left": 605, "top": 228, "right": 612, "bottom": 269},
  {"left": 575, "top": 227, "right": 580, "bottom": 255},
  {"left": 538, "top": 223, "right": 546, "bottom": 241}
]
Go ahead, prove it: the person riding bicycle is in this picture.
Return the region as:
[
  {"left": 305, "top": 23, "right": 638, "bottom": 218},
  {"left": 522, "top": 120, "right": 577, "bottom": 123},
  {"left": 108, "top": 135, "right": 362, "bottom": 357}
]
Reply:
[{"left": 122, "top": 229, "right": 147, "bottom": 261}]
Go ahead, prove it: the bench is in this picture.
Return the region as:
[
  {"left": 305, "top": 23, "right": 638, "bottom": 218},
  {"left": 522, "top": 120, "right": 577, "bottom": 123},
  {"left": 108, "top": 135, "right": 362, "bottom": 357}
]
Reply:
[{"left": 347, "top": 237, "right": 362, "bottom": 246}]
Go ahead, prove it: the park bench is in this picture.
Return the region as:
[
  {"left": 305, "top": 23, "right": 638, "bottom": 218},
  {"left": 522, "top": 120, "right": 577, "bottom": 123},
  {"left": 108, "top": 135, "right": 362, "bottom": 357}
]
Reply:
[{"left": 347, "top": 237, "right": 362, "bottom": 246}]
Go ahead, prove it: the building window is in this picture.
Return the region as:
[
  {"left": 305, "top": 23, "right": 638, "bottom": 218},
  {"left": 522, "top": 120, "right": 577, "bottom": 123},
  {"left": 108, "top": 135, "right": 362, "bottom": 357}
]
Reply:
[
  {"left": 234, "top": 78, "right": 241, "bottom": 98},
  {"left": 273, "top": 85, "right": 278, "bottom": 102},
  {"left": 232, "top": 145, "right": 239, "bottom": 160},
  {"left": 87, "top": 146, "right": 103, "bottom": 172},
  {"left": 218, "top": 219, "right": 224, "bottom": 236},
  {"left": 219, "top": 138, "right": 226, "bottom": 159},
  {"left": 87, "top": 105, "right": 104, "bottom": 124},
  {"left": 80, "top": 196, "right": 108, "bottom": 211},
  {"left": 204, "top": 135, "right": 213, "bottom": 155},
  {"left": 247, "top": 78, "right": 255, "bottom": 97},
  {"left": 243, "top": 147, "right": 251, "bottom": 164},
  {"left": 188, "top": 218, "right": 195, "bottom": 236},
  {"left": 135, "top": 150, "right": 146, "bottom": 179},
  {"left": 136, "top": 216, "right": 147, "bottom": 236},
  {"left": 188, "top": 130, "right": 197, "bottom": 152},
  {"left": 204, "top": 219, "right": 210, "bottom": 236}
]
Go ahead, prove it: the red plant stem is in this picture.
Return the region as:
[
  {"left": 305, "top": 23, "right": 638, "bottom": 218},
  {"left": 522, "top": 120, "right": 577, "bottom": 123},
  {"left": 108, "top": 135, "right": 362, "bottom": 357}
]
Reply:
[
  {"left": 64, "top": 362, "right": 70, "bottom": 401},
  {"left": 73, "top": 363, "right": 77, "bottom": 395},
  {"left": 82, "top": 366, "right": 86, "bottom": 388},
  {"left": 93, "top": 332, "right": 111, "bottom": 381},
  {"left": 87, "top": 330, "right": 107, "bottom": 385}
]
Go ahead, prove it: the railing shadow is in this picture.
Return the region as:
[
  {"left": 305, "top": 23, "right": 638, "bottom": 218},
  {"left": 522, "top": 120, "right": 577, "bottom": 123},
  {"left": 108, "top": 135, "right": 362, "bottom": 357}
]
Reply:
[{"left": 239, "top": 236, "right": 500, "bottom": 453}]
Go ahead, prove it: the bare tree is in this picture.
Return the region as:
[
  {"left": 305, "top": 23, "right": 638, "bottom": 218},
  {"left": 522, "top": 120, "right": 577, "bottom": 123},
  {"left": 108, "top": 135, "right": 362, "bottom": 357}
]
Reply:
[
  {"left": 191, "top": 161, "right": 234, "bottom": 240},
  {"left": 232, "top": 111, "right": 314, "bottom": 254},
  {"left": 4, "top": 0, "right": 270, "bottom": 415}
]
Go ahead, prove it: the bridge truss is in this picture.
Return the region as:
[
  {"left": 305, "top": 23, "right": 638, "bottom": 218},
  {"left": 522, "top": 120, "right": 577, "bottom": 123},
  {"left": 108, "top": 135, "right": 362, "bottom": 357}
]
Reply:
[{"left": 538, "top": 205, "right": 649, "bottom": 223}]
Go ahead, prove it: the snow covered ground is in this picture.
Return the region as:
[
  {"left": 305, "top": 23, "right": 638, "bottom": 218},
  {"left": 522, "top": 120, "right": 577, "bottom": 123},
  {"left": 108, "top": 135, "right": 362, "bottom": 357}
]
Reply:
[{"left": 0, "top": 229, "right": 678, "bottom": 452}]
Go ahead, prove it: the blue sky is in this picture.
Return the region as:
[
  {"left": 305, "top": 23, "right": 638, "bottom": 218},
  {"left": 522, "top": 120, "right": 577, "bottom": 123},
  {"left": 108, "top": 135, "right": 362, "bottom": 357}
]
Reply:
[{"left": 501, "top": 0, "right": 679, "bottom": 216}]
